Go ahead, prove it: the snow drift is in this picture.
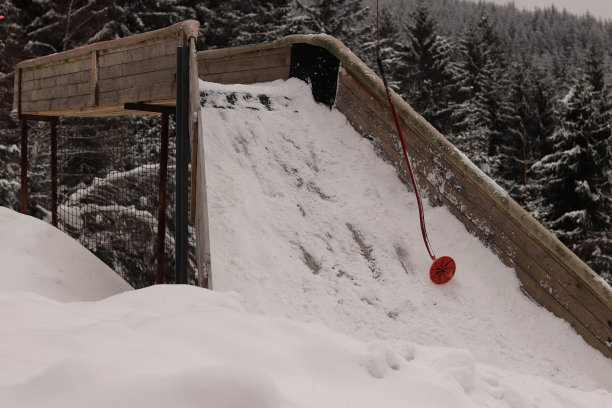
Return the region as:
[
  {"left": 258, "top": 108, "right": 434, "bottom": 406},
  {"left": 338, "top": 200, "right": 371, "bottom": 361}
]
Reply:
[{"left": 0, "top": 207, "right": 131, "bottom": 301}]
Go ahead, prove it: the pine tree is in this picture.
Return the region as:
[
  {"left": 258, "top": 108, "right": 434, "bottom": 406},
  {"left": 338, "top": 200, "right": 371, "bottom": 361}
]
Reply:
[
  {"left": 294, "top": 0, "right": 370, "bottom": 53},
  {"left": 491, "top": 57, "right": 559, "bottom": 206},
  {"left": 202, "top": 0, "right": 294, "bottom": 48},
  {"left": 528, "top": 65, "right": 558, "bottom": 160},
  {"left": 531, "top": 66, "right": 611, "bottom": 276},
  {"left": 450, "top": 14, "right": 505, "bottom": 173},
  {"left": 361, "top": 5, "right": 409, "bottom": 92},
  {"left": 22, "top": 0, "right": 121, "bottom": 54},
  {"left": 576, "top": 45, "right": 612, "bottom": 278},
  {"left": 492, "top": 61, "right": 529, "bottom": 204},
  {"left": 402, "top": 1, "right": 460, "bottom": 134},
  {"left": 0, "top": 0, "right": 32, "bottom": 209}
]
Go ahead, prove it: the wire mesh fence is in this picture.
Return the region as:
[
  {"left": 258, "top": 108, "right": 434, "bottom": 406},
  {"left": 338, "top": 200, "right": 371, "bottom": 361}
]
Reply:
[{"left": 26, "top": 115, "right": 198, "bottom": 289}]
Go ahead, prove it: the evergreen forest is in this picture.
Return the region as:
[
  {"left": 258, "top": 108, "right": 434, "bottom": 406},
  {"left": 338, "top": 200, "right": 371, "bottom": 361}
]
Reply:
[{"left": 0, "top": 0, "right": 610, "bottom": 285}]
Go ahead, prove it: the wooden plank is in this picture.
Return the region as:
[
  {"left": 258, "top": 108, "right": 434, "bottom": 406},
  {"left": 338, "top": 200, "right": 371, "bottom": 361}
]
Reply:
[
  {"left": 200, "top": 66, "right": 290, "bottom": 84},
  {"left": 22, "top": 56, "right": 90, "bottom": 81},
  {"left": 98, "top": 54, "right": 176, "bottom": 80},
  {"left": 21, "top": 70, "right": 91, "bottom": 92},
  {"left": 337, "top": 68, "right": 612, "bottom": 356},
  {"left": 98, "top": 68, "right": 175, "bottom": 94},
  {"left": 97, "top": 81, "right": 176, "bottom": 106},
  {"left": 91, "top": 51, "right": 99, "bottom": 107},
  {"left": 16, "top": 20, "right": 196, "bottom": 71},
  {"left": 97, "top": 32, "right": 181, "bottom": 57},
  {"left": 198, "top": 46, "right": 290, "bottom": 62},
  {"left": 199, "top": 51, "right": 291, "bottom": 76},
  {"left": 20, "top": 99, "right": 175, "bottom": 118},
  {"left": 98, "top": 37, "right": 179, "bottom": 68},
  {"left": 22, "top": 94, "right": 88, "bottom": 113},
  {"left": 15, "top": 68, "right": 22, "bottom": 116},
  {"left": 22, "top": 82, "right": 90, "bottom": 102}
]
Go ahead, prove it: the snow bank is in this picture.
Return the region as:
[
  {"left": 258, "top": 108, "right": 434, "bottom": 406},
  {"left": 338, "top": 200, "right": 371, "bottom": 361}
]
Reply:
[
  {"left": 1, "top": 286, "right": 610, "bottom": 408},
  {"left": 200, "top": 78, "right": 612, "bottom": 392},
  {"left": 0, "top": 207, "right": 132, "bottom": 301}
]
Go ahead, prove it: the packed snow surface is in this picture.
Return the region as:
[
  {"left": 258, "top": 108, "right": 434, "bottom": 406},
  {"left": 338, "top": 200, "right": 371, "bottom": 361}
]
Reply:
[
  {"left": 0, "top": 207, "right": 132, "bottom": 301},
  {"left": 0, "top": 78, "right": 610, "bottom": 407}
]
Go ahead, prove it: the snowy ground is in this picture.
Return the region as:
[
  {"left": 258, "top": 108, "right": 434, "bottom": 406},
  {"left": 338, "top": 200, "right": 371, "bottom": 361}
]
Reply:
[
  {"left": 0, "top": 78, "right": 610, "bottom": 407},
  {"left": 0, "top": 207, "right": 132, "bottom": 301}
]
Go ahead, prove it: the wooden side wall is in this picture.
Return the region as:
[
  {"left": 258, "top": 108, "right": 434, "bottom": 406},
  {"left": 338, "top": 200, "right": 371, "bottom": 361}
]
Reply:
[
  {"left": 335, "top": 67, "right": 612, "bottom": 359},
  {"left": 15, "top": 23, "right": 195, "bottom": 117},
  {"left": 197, "top": 47, "right": 291, "bottom": 84}
]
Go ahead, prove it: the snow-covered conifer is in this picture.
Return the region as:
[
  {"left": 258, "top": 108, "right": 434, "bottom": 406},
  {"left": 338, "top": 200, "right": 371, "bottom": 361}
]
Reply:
[
  {"left": 403, "top": 1, "right": 459, "bottom": 134},
  {"left": 531, "top": 66, "right": 611, "bottom": 274}
]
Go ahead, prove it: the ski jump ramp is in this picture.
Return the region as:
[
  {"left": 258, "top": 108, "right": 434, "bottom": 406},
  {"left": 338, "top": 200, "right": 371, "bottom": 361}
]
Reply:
[{"left": 12, "top": 22, "right": 612, "bottom": 358}]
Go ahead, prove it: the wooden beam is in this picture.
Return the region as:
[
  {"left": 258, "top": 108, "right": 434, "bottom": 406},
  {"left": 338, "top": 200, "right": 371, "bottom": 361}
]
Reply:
[
  {"left": 17, "top": 68, "right": 22, "bottom": 118},
  {"left": 199, "top": 49, "right": 291, "bottom": 75},
  {"left": 19, "top": 114, "right": 59, "bottom": 121},
  {"left": 91, "top": 50, "right": 99, "bottom": 107},
  {"left": 98, "top": 38, "right": 179, "bottom": 67},
  {"left": 199, "top": 66, "right": 290, "bottom": 84},
  {"left": 190, "top": 123, "right": 198, "bottom": 224},
  {"left": 124, "top": 103, "right": 175, "bottom": 114},
  {"left": 98, "top": 54, "right": 176, "bottom": 80},
  {"left": 98, "top": 68, "right": 175, "bottom": 94},
  {"left": 98, "top": 82, "right": 176, "bottom": 106}
]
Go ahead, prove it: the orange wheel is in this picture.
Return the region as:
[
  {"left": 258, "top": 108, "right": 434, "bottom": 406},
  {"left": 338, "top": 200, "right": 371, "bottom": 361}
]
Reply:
[{"left": 429, "top": 256, "right": 456, "bottom": 285}]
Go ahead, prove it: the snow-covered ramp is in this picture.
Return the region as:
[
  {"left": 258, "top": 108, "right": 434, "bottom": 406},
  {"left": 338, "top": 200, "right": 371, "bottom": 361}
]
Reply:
[{"left": 200, "top": 78, "right": 611, "bottom": 393}]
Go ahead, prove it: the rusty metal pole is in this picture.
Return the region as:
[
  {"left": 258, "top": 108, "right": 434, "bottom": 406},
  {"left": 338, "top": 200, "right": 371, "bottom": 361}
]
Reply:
[
  {"left": 20, "top": 118, "right": 28, "bottom": 214},
  {"left": 156, "top": 112, "right": 169, "bottom": 284},
  {"left": 50, "top": 118, "right": 58, "bottom": 227}
]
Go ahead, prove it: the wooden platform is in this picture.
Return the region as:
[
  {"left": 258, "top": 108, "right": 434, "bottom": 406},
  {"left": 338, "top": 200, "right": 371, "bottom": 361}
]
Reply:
[
  {"left": 13, "top": 21, "right": 199, "bottom": 117},
  {"left": 196, "top": 34, "right": 612, "bottom": 359}
]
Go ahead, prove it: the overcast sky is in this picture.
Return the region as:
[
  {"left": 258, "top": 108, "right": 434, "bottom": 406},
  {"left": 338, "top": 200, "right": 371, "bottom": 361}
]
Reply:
[{"left": 479, "top": 0, "right": 612, "bottom": 20}]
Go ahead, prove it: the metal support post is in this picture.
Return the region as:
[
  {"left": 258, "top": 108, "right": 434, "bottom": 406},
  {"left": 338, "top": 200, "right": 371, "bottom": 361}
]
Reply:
[{"left": 175, "top": 45, "right": 190, "bottom": 285}]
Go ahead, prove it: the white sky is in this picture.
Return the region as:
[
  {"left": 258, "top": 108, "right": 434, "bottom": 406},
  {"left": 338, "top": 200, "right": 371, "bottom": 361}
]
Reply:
[{"left": 481, "top": 0, "right": 612, "bottom": 20}]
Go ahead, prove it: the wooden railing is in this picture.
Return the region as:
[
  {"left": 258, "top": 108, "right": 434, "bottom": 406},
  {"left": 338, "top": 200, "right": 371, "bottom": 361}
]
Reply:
[{"left": 13, "top": 21, "right": 199, "bottom": 117}]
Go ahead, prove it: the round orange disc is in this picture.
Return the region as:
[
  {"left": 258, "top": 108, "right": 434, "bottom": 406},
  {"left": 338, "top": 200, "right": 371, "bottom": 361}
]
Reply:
[{"left": 429, "top": 256, "right": 456, "bottom": 285}]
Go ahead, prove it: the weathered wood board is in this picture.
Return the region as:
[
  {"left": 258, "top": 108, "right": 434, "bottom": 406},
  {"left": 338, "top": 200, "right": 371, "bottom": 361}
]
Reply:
[
  {"left": 197, "top": 47, "right": 291, "bottom": 84},
  {"left": 13, "top": 21, "right": 199, "bottom": 117}
]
